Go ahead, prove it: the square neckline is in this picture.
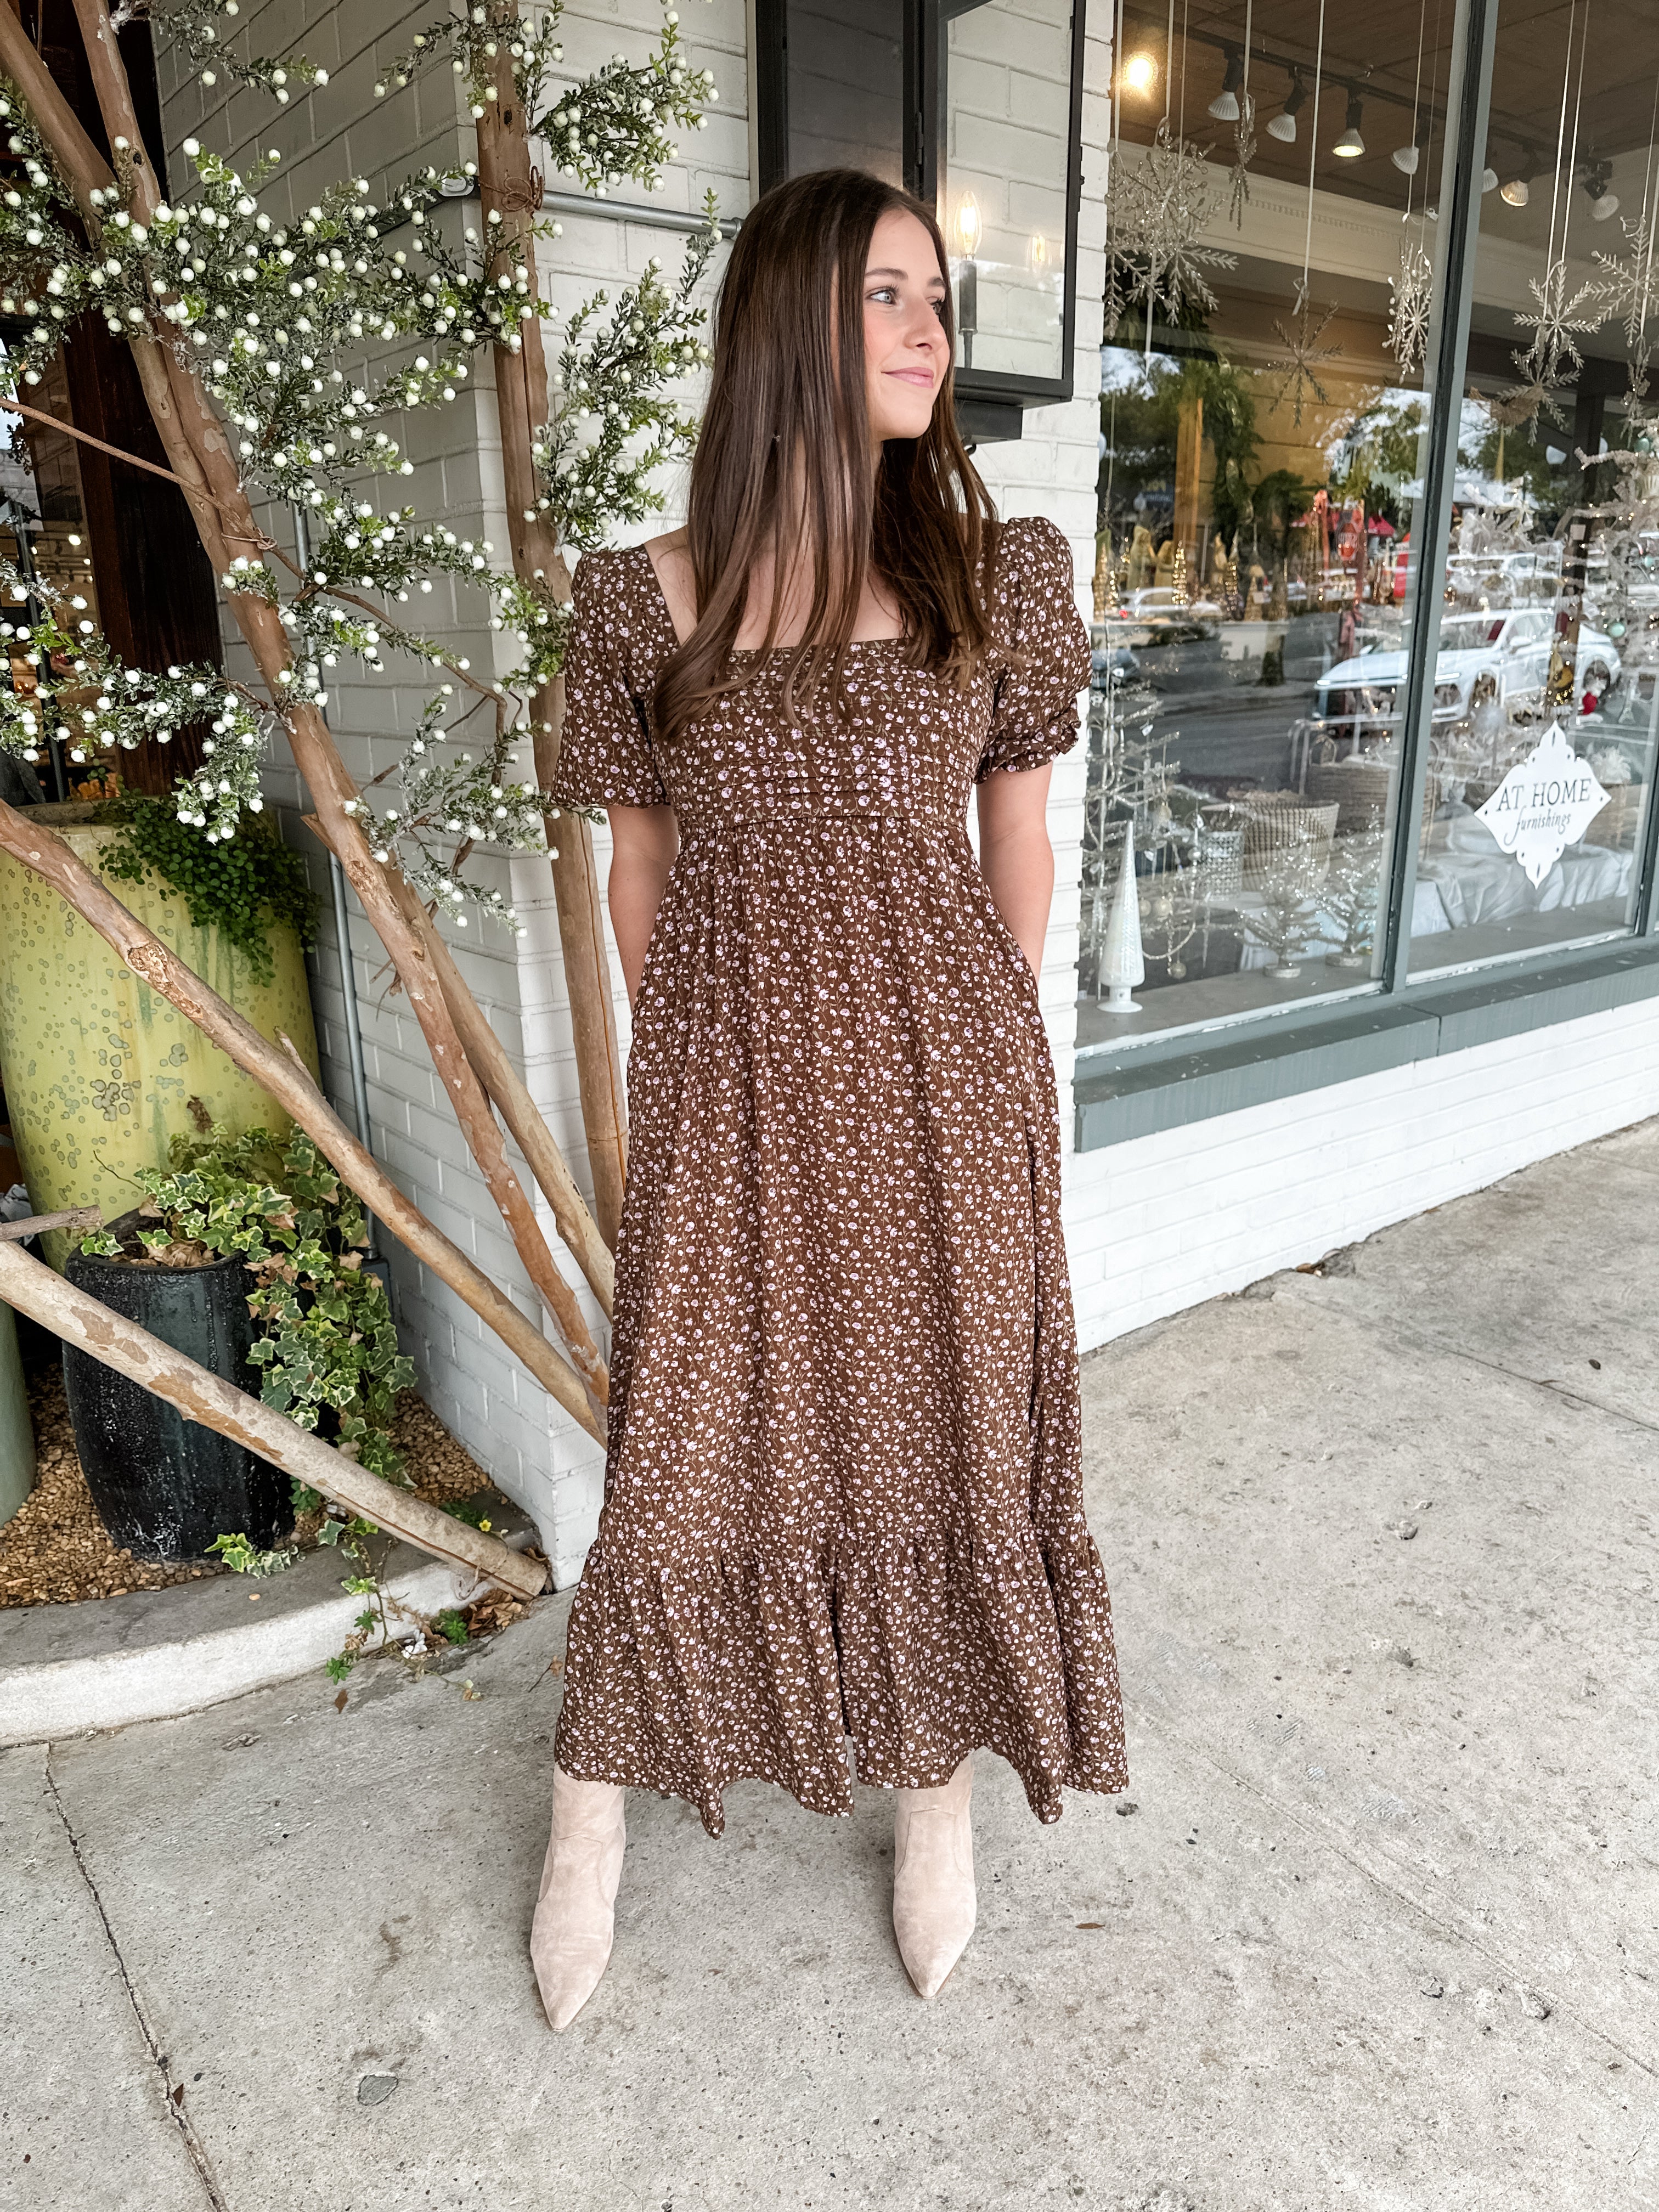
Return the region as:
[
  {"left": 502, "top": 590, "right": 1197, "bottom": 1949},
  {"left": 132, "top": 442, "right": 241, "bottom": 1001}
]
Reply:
[{"left": 630, "top": 543, "right": 909, "bottom": 657}]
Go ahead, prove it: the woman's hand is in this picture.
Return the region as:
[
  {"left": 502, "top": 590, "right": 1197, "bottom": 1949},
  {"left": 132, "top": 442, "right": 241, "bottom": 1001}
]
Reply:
[
  {"left": 975, "top": 763, "right": 1056, "bottom": 980},
  {"left": 606, "top": 803, "right": 679, "bottom": 1008}
]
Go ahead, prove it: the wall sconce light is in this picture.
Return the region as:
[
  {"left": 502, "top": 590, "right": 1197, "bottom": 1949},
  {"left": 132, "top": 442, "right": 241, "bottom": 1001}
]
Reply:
[
  {"left": 1267, "top": 69, "right": 1306, "bottom": 145},
  {"left": 1120, "top": 51, "right": 1158, "bottom": 97},
  {"left": 1209, "top": 48, "right": 1244, "bottom": 124},
  {"left": 1333, "top": 89, "right": 1365, "bottom": 158},
  {"left": 955, "top": 192, "right": 981, "bottom": 370}
]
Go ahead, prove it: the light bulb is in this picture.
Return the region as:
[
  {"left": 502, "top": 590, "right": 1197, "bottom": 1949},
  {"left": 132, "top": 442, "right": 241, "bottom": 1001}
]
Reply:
[
  {"left": 1592, "top": 191, "right": 1621, "bottom": 221},
  {"left": 1121, "top": 52, "right": 1157, "bottom": 97},
  {"left": 1481, "top": 166, "right": 1499, "bottom": 192},
  {"left": 1391, "top": 144, "right": 1419, "bottom": 174},
  {"left": 956, "top": 192, "right": 982, "bottom": 257},
  {"left": 1500, "top": 175, "right": 1530, "bottom": 206},
  {"left": 1333, "top": 90, "right": 1365, "bottom": 158},
  {"left": 1209, "top": 49, "right": 1243, "bottom": 123},
  {"left": 1267, "top": 69, "right": 1306, "bottom": 144}
]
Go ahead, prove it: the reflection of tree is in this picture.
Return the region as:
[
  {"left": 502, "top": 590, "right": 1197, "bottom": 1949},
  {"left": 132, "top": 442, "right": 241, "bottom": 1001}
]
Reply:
[
  {"left": 1458, "top": 411, "right": 1570, "bottom": 526},
  {"left": 1099, "top": 347, "right": 1261, "bottom": 546}
]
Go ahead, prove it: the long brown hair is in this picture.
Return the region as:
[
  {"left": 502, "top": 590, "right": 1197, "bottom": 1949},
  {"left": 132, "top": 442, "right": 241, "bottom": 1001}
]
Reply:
[{"left": 651, "top": 167, "right": 998, "bottom": 748}]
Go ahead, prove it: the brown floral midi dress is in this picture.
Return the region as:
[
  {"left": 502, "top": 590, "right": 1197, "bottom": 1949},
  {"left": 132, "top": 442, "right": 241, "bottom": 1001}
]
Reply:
[{"left": 550, "top": 515, "right": 1127, "bottom": 1837}]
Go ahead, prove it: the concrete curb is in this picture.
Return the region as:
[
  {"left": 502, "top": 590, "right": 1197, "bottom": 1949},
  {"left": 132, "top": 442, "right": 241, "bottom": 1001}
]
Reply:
[{"left": 0, "top": 1543, "right": 499, "bottom": 1744}]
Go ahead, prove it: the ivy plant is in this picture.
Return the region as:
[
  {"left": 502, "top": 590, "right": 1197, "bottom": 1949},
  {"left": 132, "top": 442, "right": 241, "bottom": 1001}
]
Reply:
[{"left": 80, "top": 1119, "right": 413, "bottom": 1476}]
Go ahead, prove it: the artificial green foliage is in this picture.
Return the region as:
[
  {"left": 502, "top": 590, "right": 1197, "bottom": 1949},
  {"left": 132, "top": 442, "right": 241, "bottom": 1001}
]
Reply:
[
  {"left": 99, "top": 794, "right": 320, "bottom": 985},
  {"left": 0, "top": 0, "right": 719, "bottom": 922},
  {"left": 82, "top": 1122, "right": 414, "bottom": 1477}
]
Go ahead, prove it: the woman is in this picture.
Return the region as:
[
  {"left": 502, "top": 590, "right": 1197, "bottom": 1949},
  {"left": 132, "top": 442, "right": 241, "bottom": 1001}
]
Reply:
[{"left": 532, "top": 167, "right": 1127, "bottom": 2029}]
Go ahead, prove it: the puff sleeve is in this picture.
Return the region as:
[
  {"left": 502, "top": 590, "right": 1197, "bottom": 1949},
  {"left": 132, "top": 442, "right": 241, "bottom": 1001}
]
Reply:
[
  {"left": 550, "top": 551, "right": 671, "bottom": 810},
  {"left": 976, "top": 516, "right": 1091, "bottom": 782}
]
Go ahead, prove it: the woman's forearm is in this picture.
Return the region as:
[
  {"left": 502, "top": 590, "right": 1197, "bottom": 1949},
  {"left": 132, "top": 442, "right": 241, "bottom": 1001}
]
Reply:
[
  {"left": 975, "top": 763, "right": 1057, "bottom": 979},
  {"left": 979, "top": 827, "right": 1055, "bottom": 977},
  {"left": 605, "top": 805, "right": 679, "bottom": 1007}
]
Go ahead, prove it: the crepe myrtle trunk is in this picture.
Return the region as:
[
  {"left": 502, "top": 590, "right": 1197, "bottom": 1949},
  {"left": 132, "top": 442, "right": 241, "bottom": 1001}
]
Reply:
[{"left": 476, "top": 32, "right": 629, "bottom": 1249}]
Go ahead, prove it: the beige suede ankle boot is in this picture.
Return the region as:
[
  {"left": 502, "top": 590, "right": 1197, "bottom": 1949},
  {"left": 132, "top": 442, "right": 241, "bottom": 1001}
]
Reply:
[
  {"left": 529, "top": 1765, "right": 627, "bottom": 2032},
  {"left": 892, "top": 1753, "right": 976, "bottom": 1999}
]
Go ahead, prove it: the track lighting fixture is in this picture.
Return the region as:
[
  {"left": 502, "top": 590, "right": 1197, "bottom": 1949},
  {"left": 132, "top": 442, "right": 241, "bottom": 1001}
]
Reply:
[
  {"left": 1209, "top": 48, "right": 1244, "bottom": 123},
  {"left": 1333, "top": 89, "right": 1365, "bottom": 158},
  {"left": 1267, "top": 68, "right": 1307, "bottom": 144}
]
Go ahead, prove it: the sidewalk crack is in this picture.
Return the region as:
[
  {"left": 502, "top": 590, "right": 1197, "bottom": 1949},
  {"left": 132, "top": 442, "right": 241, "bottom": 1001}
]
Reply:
[{"left": 43, "top": 1750, "right": 232, "bottom": 2212}]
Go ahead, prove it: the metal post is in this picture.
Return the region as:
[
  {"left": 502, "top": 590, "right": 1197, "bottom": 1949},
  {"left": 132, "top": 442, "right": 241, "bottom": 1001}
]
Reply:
[{"left": 1380, "top": 0, "right": 1498, "bottom": 995}]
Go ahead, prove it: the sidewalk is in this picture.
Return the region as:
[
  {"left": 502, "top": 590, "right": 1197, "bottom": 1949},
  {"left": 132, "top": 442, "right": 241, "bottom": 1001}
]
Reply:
[{"left": 6, "top": 1116, "right": 1657, "bottom": 2212}]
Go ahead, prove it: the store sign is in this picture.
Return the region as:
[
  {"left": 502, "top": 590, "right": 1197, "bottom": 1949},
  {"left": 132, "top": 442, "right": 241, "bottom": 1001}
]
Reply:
[{"left": 1474, "top": 723, "right": 1611, "bottom": 885}]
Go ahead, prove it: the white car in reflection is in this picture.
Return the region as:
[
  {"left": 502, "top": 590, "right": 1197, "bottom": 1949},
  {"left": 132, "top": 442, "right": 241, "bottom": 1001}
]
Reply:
[{"left": 1314, "top": 607, "right": 1622, "bottom": 726}]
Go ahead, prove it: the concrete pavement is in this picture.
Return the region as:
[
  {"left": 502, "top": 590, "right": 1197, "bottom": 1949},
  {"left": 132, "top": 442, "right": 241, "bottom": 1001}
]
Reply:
[{"left": 5, "top": 1115, "right": 1656, "bottom": 2212}]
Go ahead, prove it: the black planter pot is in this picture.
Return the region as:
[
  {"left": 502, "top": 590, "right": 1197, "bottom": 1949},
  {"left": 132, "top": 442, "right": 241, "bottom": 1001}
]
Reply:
[{"left": 63, "top": 1212, "right": 287, "bottom": 1561}]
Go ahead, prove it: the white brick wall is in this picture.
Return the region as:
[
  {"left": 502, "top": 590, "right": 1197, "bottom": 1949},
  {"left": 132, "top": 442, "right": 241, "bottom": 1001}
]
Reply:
[{"left": 1066, "top": 996, "right": 1659, "bottom": 1348}]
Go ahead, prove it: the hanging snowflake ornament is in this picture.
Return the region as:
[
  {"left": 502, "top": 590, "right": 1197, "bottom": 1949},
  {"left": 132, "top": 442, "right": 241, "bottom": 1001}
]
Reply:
[
  {"left": 1593, "top": 212, "right": 1659, "bottom": 347},
  {"left": 1514, "top": 256, "right": 1605, "bottom": 385},
  {"left": 1386, "top": 234, "right": 1434, "bottom": 377},
  {"left": 1269, "top": 279, "right": 1342, "bottom": 427},
  {"left": 1472, "top": 366, "right": 1573, "bottom": 433},
  {"left": 1104, "top": 121, "right": 1238, "bottom": 339},
  {"left": 1229, "top": 93, "right": 1257, "bottom": 230}
]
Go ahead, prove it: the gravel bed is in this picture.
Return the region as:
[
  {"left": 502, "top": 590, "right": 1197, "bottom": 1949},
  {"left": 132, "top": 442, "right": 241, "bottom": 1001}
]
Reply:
[{"left": 1, "top": 1372, "right": 498, "bottom": 1610}]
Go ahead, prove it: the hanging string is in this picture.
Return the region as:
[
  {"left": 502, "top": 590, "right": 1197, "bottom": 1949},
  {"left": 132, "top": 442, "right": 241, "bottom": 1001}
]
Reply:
[
  {"left": 1403, "top": 0, "right": 1427, "bottom": 221},
  {"left": 1163, "top": 0, "right": 1176, "bottom": 127},
  {"left": 1300, "top": 0, "right": 1327, "bottom": 295},
  {"left": 1543, "top": 0, "right": 1578, "bottom": 274},
  {"left": 1178, "top": 0, "right": 1189, "bottom": 142},
  {"left": 1241, "top": 0, "right": 1253, "bottom": 101},
  {"left": 1560, "top": 0, "right": 1590, "bottom": 264}
]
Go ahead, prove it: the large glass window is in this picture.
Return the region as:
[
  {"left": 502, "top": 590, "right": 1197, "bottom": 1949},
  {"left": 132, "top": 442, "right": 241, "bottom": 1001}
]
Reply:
[
  {"left": 1408, "top": 0, "right": 1659, "bottom": 975},
  {"left": 1081, "top": 3, "right": 1659, "bottom": 1050},
  {"left": 1081, "top": 4, "right": 1463, "bottom": 1044}
]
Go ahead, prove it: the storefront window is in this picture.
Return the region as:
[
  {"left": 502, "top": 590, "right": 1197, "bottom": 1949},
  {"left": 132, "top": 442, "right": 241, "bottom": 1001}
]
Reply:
[
  {"left": 1080, "top": 4, "right": 1463, "bottom": 1044},
  {"left": 1408, "top": 1, "right": 1659, "bottom": 974}
]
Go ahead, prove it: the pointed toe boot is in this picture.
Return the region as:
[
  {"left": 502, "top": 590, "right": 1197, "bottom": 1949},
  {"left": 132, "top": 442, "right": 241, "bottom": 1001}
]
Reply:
[
  {"left": 529, "top": 1765, "right": 627, "bottom": 2032},
  {"left": 892, "top": 1753, "right": 977, "bottom": 2000}
]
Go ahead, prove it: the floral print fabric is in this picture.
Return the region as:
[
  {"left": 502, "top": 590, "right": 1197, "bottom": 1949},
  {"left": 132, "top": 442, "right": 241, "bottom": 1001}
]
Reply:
[{"left": 550, "top": 516, "right": 1127, "bottom": 1835}]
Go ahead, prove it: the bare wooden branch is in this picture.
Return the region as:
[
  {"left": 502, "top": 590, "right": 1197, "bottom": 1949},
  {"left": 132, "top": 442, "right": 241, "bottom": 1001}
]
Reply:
[
  {"left": 0, "top": 1240, "right": 549, "bottom": 1601},
  {"left": 0, "top": 800, "right": 606, "bottom": 1444},
  {"left": 376, "top": 858, "right": 616, "bottom": 1316},
  {"left": 0, "top": 1207, "right": 103, "bottom": 1244},
  {"left": 476, "top": 36, "right": 629, "bottom": 1250}
]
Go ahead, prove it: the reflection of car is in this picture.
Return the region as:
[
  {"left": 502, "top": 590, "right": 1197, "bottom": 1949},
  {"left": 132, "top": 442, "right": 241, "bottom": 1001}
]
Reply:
[
  {"left": 1314, "top": 607, "right": 1622, "bottom": 727},
  {"left": 1108, "top": 586, "right": 1223, "bottom": 645}
]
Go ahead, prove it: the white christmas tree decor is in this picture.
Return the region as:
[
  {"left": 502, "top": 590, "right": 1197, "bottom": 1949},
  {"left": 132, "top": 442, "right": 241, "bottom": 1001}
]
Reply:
[{"left": 1099, "top": 821, "right": 1145, "bottom": 1012}]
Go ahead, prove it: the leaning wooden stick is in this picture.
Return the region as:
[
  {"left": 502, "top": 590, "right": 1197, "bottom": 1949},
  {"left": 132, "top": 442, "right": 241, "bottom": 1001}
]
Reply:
[
  {"left": 0, "top": 799, "right": 606, "bottom": 1442},
  {"left": 0, "top": 1206, "right": 103, "bottom": 1244},
  {"left": 0, "top": 1239, "right": 548, "bottom": 1601}
]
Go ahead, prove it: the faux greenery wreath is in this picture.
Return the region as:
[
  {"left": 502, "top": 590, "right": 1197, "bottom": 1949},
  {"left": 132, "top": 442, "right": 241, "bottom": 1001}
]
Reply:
[{"left": 97, "top": 795, "right": 320, "bottom": 986}]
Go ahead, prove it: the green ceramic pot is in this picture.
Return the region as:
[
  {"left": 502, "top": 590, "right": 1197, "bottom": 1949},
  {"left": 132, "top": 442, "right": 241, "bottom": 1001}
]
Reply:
[{"left": 0, "top": 817, "right": 320, "bottom": 1271}]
